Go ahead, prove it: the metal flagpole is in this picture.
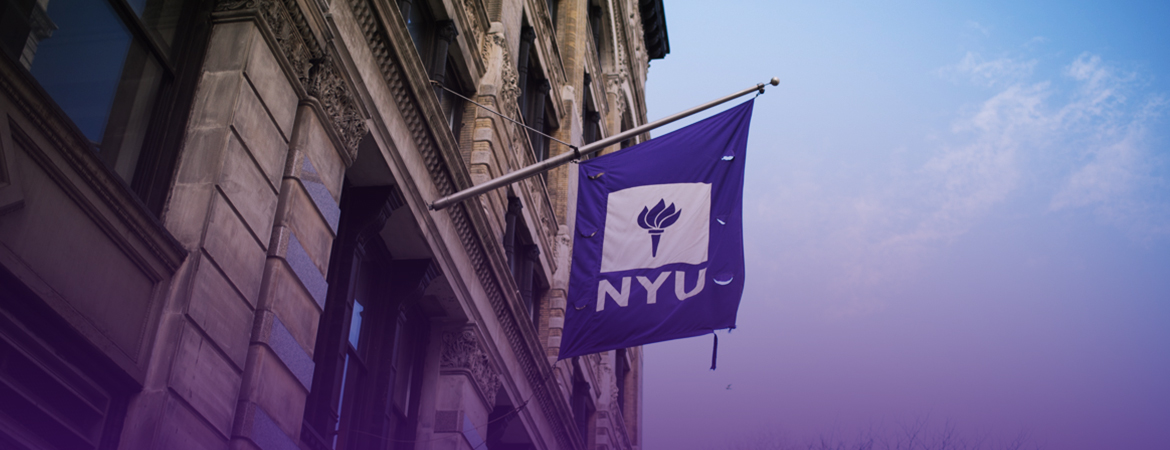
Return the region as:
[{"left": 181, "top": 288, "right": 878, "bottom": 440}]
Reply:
[{"left": 428, "top": 77, "right": 780, "bottom": 211}]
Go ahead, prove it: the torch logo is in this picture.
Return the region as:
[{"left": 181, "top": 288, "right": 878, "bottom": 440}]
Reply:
[
  {"left": 600, "top": 183, "right": 708, "bottom": 273},
  {"left": 636, "top": 199, "right": 681, "bottom": 257}
]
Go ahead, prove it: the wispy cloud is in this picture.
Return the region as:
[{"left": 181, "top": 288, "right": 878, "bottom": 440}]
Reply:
[
  {"left": 806, "top": 52, "right": 1165, "bottom": 313},
  {"left": 750, "top": 49, "right": 1167, "bottom": 317},
  {"left": 904, "top": 52, "right": 1169, "bottom": 246},
  {"left": 1049, "top": 54, "right": 1170, "bottom": 240},
  {"left": 966, "top": 20, "right": 992, "bottom": 37},
  {"left": 937, "top": 51, "right": 1038, "bottom": 88}
]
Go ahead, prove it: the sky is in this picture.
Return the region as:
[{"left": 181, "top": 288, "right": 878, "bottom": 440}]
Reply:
[{"left": 639, "top": 1, "right": 1170, "bottom": 449}]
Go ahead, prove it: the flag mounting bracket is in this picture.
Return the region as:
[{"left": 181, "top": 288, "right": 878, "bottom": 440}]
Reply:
[{"left": 428, "top": 77, "right": 780, "bottom": 211}]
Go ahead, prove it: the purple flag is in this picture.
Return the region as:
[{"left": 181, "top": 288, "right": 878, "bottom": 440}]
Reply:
[{"left": 559, "top": 100, "right": 753, "bottom": 359}]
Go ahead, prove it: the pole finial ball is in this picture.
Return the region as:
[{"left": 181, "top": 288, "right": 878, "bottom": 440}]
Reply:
[{"left": 770, "top": 77, "right": 780, "bottom": 86}]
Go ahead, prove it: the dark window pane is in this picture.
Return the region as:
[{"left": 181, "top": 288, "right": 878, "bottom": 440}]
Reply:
[
  {"left": 546, "top": 0, "right": 557, "bottom": 29},
  {"left": 390, "top": 313, "right": 414, "bottom": 414},
  {"left": 101, "top": 40, "right": 164, "bottom": 181},
  {"left": 347, "top": 301, "right": 364, "bottom": 349},
  {"left": 130, "top": 0, "right": 185, "bottom": 50},
  {"left": 405, "top": 2, "right": 430, "bottom": 64},
  {"left": 28, "top": 0, "right": 133, "bottom": 145}
]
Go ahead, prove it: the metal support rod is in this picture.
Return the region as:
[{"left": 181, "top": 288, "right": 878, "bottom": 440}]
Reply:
[{"left": 429, "top": 77, "right": 780, "bottom": 211}]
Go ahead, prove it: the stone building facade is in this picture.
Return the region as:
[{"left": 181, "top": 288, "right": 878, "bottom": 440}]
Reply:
[{"left": 0, "top": 0, "right": 667, "bottom": 449}]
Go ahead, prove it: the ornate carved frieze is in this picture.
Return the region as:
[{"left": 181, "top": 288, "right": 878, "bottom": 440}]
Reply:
[
  {"left": 308, "top": 58, "right": 367, "bottom": 154},
  {"left": 215, "top": 0, "right": 367, "bottom": 160},
  {"left": 606, "top": 73, "right": 628, "bottom": 118},
  {"left": 441, "top": 328, "right": 502, "bottom": 406}
]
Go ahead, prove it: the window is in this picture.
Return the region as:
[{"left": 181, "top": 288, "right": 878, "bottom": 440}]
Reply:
[
  {"left": 570, "top": 358, "right": 594, "bottom": 446},
  {"left": 582, "top": 72, "right": 600, "bottom": 160},
  {"left": 438, "top": 55, "right": 467, "bottom": 140},
  {"left": 303, "top": 185, "right": 431, "bottom": 450},
  {"left": 400, "top": 0, "right": 434, "bottom": 64},
  {"left": 615, "top": 348, "right": 629, "bottom": 414},
  {"left": 502, "top": 195, "right": 547, "bottom": 332},
  {"left": 520, "top": 71, "right": 550, "bottom": 161},
  {"left": 515, "top": 22, "right": 553, "bottom": 164},
  {"left": 588, "top": 1, "right": 602, "bottom": 63},
  {"left": 399, "top": 0, "right": 466, "bottom": 138},
  {"left": 0, "top": 0, "right": 206, "bottom": 214}
]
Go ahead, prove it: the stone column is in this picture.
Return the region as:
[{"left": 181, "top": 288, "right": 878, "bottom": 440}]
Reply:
[{"left": 232, "top": 98, "right": 347, "bottom": 450}]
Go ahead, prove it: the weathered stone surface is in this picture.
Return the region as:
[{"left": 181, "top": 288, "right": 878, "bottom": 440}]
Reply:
[
  {"left": 283, "top": 231, "right": 327, "bottom": 310},
  {"left": 233, "top": 81, "right": 288, "bottom": 189},
  {"left": 434, "top": 375, "right": 491, "bottom": 445},
  {"left": 169, "top": 322, "right": 242, "bottom": 436},
  {"left": 221, "top": 133, "right": 279, "bottom": 246},
  {"left": 244, "top": 29, "right": 297, "bottom": 138},
  {"left": 470, "top": 149, "right": 493, "bottom": 165},
  {"left": 284, "top": 181, "right": 333, "bottom": 275},
  {"left": 250, "top": 344, "right": 309, "bottom": 443},
  {"left": 202, "top": 21, "right": 255, "bottom": 73},
  {"left": 188, "top": 259, "right": 255, "bottom": 368},
  {"left": 249, "top": 403, "right": 300, "bottom": 450},
  {"left": 167, "top": 69, "right": 243, "bottom": 248},
  {"left": 263, "top": 256, "right": 322, "bottom": 359},
  {"left": 298, "top": 157, "right": 340, "bottom": 233},
  {"left": 295, "top": 110, "right": 345, "bottom": 203},
  {"left": 204, "top": 193, "right": 267, "bottom": 304},
  {"left": 267, "top": 315, "right": 314, "bottom": 389},
  {"left": 153, "top": 394, "right": 230, "bottom": 449}
]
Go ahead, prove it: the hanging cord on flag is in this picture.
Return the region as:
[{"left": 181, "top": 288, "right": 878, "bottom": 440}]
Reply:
[
  {"left": 430, "top": 80, "right": 578, "bottom": 155},
  {"left": 710, "top": 332, "right": 719, "bottom": 370}
]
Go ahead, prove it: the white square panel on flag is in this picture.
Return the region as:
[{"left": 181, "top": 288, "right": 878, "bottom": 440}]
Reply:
[{"left": 601, "top": 182, "right": 711, "bottom": 273}]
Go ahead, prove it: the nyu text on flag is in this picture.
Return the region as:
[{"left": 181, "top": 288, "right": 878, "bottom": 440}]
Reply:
[{"left": 559, "top": 100, "right": 753, "bottom": 359}]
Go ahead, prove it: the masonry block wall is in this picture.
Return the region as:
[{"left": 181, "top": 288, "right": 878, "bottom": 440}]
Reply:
[{"left": 118, "top": 17, "right": 349, "bottom": 449}]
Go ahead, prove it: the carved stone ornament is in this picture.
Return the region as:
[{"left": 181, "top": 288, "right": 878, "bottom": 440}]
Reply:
[
  {"left": 606, "top": 74, "right": 628, "bottom": 118},
  {"left": 216, "top": 0, "right": 367, "bottom": 160},
  {"left": 460, "top": 0, "right": 486, "bottom": 50},
  {"left": 309, "top": 57, "right": 367, "bottom": 153},
  {"left": 490, "top": 32, "right": 521, "bottom": 112},
  {"left": 441, "top": 328, "right": 502, "bottom": 406}
]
